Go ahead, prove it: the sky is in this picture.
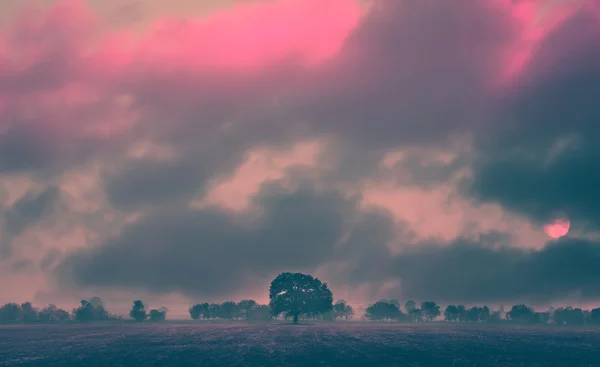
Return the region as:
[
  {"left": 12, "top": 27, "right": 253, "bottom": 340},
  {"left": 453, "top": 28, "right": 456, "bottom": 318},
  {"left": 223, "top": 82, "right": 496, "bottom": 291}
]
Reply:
[{"left": 0, "top": 0, "right": 599, "bottom": 317}]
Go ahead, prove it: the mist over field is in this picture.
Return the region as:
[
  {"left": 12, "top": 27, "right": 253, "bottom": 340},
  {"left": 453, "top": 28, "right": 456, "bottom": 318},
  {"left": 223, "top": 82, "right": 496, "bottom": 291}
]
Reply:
[{"left": 2, "top": 323, "right": 600, "bottom": 367}]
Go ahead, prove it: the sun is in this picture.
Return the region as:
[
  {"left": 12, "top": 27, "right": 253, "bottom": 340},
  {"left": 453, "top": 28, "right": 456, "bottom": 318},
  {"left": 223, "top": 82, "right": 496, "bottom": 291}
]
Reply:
[{"left": 543, "top": 212, "right": 570, "bottom": 239}]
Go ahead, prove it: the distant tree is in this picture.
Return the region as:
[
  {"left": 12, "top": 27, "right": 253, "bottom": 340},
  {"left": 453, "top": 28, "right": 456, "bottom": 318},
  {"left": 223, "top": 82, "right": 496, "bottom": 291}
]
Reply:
[
  {"left": 420, "top": 301, "right": 441, "bottom": 321},
  {"left": 456, "top": 305, "right": 468, "bottom": 323},
  {"left": 0, "top": 303, "right": 21, "bottom": 322},
  {"left": 129, "top": 300, "right": 147, "bottom": 321},
  {"left": 39, "top": 304, "right": 70, "bottom": 321},
  {"left": 149, "top": 307, "right": 167, "bottom": 321},
  {"left": 507, "top": 304, "right": 537, "bottom": 324},
  {"left": 444, "top": 305, "right": 459, "bottom": 322},
  {"left": 269, "top": 272, "right": 333, "bottom": 324},
  {"left": 480, "top": 306, "right": 491, "bottom": 322},
  {"left": 189, "top": 303, "right": 210, "bottom": 320},
  {"left": 334, "top": 300, "right": 346, "bottom": 320},
  {"left": 20, "top": 302, "right": 38, "bottom": 322},
  {"left": 536, "top": 311, "right": 550, "bottom": 324},
  {"left": 467, "top": 307, "right": 480, "bottom": 322},
  {"left": 390, "top": 306, "right": 405, "bottom": 322},
  {"left": 409, "top": 308, "right": 423, "bottom": 322},
  {"left": 405, "top": 300, "right": 416, "bottom": 313},
  {"left": 237, "top": 300, "right": 257, "bottom": 320},
  {"left": 365, "top": 301, "right": 391, "bottom": 322},
  {"left": 488, "top": 310, "right": 502, "bottom": 323},
  {"left": 73, "top": 297, "right": 111, "bottom": 321},
  {"left": 343, "top": 304, "right": 355, "bottom": 321},
  {"left": 389, "top": 299, "right": 401, "bottom": 308},
  {"left": 208, "top": 303, "right": 220, "bottom": 320},
  {"left": 189, "top": 304, "right": 203, "bottom": 320},
  {"left": 553, "top": 307, "right": 585, "bottom": 325},
  {"left": 219, "top": 301, "right": 239, "bottom": 320},
  {"left": 74, "top": 300, "right": 94, "bottom": 322},
  {"left": 590, "top": 308, "right": 600, "bottom": 324},
  {"left": 88, "top": 297, "right": 109, "bottom": 320},
  {"left": 464, "top": 306, "right": 490, "bottom": 323},
  {"left": 333, "top": 300, "right": 354, "bottom": 321},
  {"left": 247, "top": 305, "right": 274, "bottom": 321}
]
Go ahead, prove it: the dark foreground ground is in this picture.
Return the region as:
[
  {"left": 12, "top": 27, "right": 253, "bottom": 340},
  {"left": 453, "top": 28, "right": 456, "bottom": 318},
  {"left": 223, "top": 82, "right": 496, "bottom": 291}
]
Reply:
[{"left": 1, "top": 323, "right": 599, "bottom": 367}]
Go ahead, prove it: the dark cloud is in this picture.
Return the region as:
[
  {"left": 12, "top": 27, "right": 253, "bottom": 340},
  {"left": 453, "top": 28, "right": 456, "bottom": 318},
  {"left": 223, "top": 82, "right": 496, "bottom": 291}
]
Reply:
[
  {"left": 468, "top": 10, "right": 600, "bottom": 229},
  {"left": 1, "top": 186, "right": 60, "bottom": 257},
  {"left": 57, "top": 179, "right": 398, "bottom": 297},
  {"left": 290, "top": 0, "right": 519, "bottom": 181},
  {"left": 0, "top": 126, "right": 50, "bottom": 173},
  {"left": 380, "top": 236, "right": 600, "bottom": 305},
  {"left": 103, "top": 158, "right": 207, "bottom": 210}
]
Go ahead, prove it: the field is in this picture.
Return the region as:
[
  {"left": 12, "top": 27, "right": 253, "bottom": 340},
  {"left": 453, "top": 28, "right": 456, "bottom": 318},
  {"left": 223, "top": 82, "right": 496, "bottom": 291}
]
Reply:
[{"left": 1, "top": 323, "right": 599, "bottom": 366}]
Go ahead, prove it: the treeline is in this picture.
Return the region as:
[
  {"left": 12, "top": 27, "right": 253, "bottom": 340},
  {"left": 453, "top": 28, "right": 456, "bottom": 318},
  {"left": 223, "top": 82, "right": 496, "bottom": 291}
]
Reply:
[
  {"left": 363, "top": 299, "right": 600, "bottom": 325},
  {"left": 2, "top": 272, "right": 600, "bottom": 326},
  {"left": 0, "top": 297, "right": 167, "bottom": 323}
]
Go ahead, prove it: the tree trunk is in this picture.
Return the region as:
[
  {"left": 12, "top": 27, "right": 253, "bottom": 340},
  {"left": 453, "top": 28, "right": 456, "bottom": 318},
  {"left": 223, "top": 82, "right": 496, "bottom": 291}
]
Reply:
[{"left": 293, "top": 314, "right": 299, "bottom": 324}]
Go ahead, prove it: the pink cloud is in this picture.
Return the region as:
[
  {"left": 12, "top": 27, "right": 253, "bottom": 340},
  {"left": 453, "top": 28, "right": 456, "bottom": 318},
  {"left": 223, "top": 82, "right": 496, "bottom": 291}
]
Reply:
[
  {"left": 133, "top": 0, "right": 364, "bottom": 71},
  {"left": 499, "top": 0, "right": 589, "bottom": 87},
  {"left": 0, "top": 0, "right": 364, "bottom": 140},
  {"left": 0, "top": 0, "right": 570, "bottom": 150}
]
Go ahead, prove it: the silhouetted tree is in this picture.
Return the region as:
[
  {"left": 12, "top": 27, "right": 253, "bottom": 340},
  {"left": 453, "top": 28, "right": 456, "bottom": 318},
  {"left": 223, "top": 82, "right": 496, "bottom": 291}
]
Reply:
[
  {"left": 553, "top": 307, "right": 584, "bottom": 325},
  {"left": 149, "top": 307, "right": 167, "bottom": 321},
  {"left": 208, "top": 303, "right": 220, "bottom": 320},
  {"left": 219, "top": 301, "right": 239, "bottom": 320},
  {"left": 405, "top": 300, "right": 416, "bottom": 313},
  {"left": 73, "top": 297, "right": 112, "bottom": 321},
  {"left": 444, "top": 305, "right": 459, "bottom": 322},
  {"left": 129, "top": 300, "right": 147, "bottom": 321},
  {"left": 366, "top": 301, "right": 405, "bottom": 322},
  {"left": 334, "top": 300, "right": 345, "bottom": 320},
  {"left": 189, "top": 303, "right": 210, "bottom": 320},
  {"left": 333, "top": 300, "right": 355, "bottom": 321},
  {"left": 366, "top": 301, "right": 390, "bottom": 322},
  {"left": 480, "top": 306, "right": 491, "bottom": 322},
  {"left": 88, "top": 297, "right": 109, "bottom": 320},
  {"left": 0, "top": 303, "right": 21, "bottom": 322},
  {"left": 507, "top": 304, "right": 537, "bottom": 324},
  {"left": 456, "top": 305, "right": 468, "bottom": 322},
  {"left": 343, "top": 303, "right": 354, "bottom": 321},
  {"left": 590, "top": 308, "right": 600, "bottom": 324},
  {"left": 39, "top": 304, "right": 70, "bottom": 321},
  {"left": 466, "top": 306, "right": 490, "bottom": 323},
  {"left": 269, "top": 272, "right": 333, "bottom": 324},
  {"left": 74, "top": 300, "right": 94, "bottom": 322},
  {"left": 390, "top": 299, "right": 401, "bottom": 308},
  {"left": 237, "top": 300, "right": 257, "bottom": 320},
  {"left": 409, "top": 308, "right": 423, "bottom": 322},
  {"left": 420, "top": 301, "right": 441, "bottom": 321},
  {"left": 189, "top": 304, "right": 202, "bottom": 320},
  {"left": 488, "top": 310, "right": 502, "bottom": 323},
  {"left": 20, "top": 302, "right": 38, "bottom": 322}
]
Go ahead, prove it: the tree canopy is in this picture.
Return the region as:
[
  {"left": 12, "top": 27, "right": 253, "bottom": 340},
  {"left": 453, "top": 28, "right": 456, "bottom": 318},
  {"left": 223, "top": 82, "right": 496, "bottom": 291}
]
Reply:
[{"left": 269, "top": 272, "right": 333, "bottom": 324}]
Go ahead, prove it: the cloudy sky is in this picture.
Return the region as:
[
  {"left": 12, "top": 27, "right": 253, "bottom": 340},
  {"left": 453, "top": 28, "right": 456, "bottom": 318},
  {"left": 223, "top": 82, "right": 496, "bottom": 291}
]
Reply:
[{"left": 1, "top": 0, "right": 599, "bottom": 316}]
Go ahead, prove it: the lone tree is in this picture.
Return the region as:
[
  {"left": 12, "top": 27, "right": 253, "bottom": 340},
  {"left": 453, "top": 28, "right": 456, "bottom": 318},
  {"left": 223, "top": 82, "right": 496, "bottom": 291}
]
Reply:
[
  {"left": 269, "top": 272, "right": 333, "bottom": 324},
  {"left": 129, "top": 300, "right": 147, "bottom": 321}
]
